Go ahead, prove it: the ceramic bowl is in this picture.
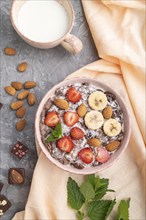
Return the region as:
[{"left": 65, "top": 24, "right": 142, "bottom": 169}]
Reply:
[{"left": 35, "top": 78, "right": 131, "bottom": 174}]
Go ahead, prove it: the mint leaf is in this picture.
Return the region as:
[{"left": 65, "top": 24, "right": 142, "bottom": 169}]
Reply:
[
  {"left": 94, "top": 178, "right": 111, "bottom": 200},
  {"left": 105, "top": 199, "right": 116, "bottom": 219},
  {"left": 87, "top": 200, "right": 115, "bottom": 220},
  {"left": 80, "top": 181, "right": 95, "bottom": 201},
  {"left": 117, "top": 199, "right": 130, "bottom": 220},
  {"left": 67, "top": 177, "right": 84, "bottom": 210},
  {"left": 46, "top": 122, "right": 62, "bottom": 143},
  {"left": 55, "top": 122, "right": 62, "bottom": 134},
  {"left": 87, "top": 174, "right": 95, "bottom": 186}
]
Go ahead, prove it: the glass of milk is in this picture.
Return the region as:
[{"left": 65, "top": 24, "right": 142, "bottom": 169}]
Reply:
[{"left": 10, "top": 0, "right": 83, "bottom": 54}]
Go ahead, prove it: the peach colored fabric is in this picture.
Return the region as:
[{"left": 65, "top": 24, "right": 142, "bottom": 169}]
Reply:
[{"left": 13, "top": 0, "right": 145, "bottom": 219}]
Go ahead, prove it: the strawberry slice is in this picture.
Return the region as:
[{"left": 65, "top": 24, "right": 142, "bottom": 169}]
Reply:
[
  {"left": 57, "top": 136, "right": 74, "bottom": 153},
  {"left": 96, "top": 147, "right": 110, "bottom": 163},
  {"left": 70, "top": 127, "right": 84, "bottom": 140},
  {"left": 78, "top": 148, "right": 93, "bottom": 164},
  {"left": 45, "top": 111, "right": 60, "bottom": 127},
  {"left": 64, "top": 112, "right": 79, "bottom": 127},
  {"left": 66, "top": 87, "right": 81, "bottom": 103}
]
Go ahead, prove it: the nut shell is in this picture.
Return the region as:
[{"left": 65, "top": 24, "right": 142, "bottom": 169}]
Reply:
[
  {"left": 17, "top": 62, "right": 28, "bottom": 72},
  {"left": 11, "top": 101, "right": 23, "bottom": 110},
  {"left": 4, "top": 47, "right": 16, "bottom": 56},
  {"left": 16, "top": 119, "right": 26, "bottom": 131},
  {"left": 27, "top": 93, "right": 36, "bottom": 106},
  {"left": 16, "top": 106, "right": 26, "bottom": 118},
  {"left": 24, "top": 81, "right": 36, "bottom": 89},
  {"left": 77, "top": 103, "right": 87, "bottom": 117},
  {"left": 53, "top": 99, "right": 69, "bottom": 110},
  {"left": 17, "top": 90, "right": 29, "bottom": 100},
  {"left": 4, "top": 86, "right": 16, "bottom": 96},
  {"left": 103, "top": 106, "right": 113, "bottom": 119},
  {"left": 87, "top": 138, "right": 101, "bottom": 147},
  {"left": 11, "top": 82, "right": 23, "bottom": 90},
  {"left": 106, "top": 140, "right": 121, "bottom": 151}
]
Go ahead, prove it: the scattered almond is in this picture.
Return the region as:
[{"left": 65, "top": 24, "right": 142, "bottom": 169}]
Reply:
[
  {"left": 10, "top": 169, "right": 24, "bottom": 184},
  {"left": 103, "top": 106, "right": 113, "bottom": 119},
  {"left": 106, "top": 141, "right": 121, "bottom": 152},
  {"left": 11, "top": 101, "right": 23, "bottom": 110},
  {"left": 24, "top": 81, "right": 36, "bottom": 89},
  {"left": 11, "top": 81, "right": 23, "bottom": 90},
  {"left": 17, "top": 90, "right": 29, "bottom": 100},
  {"left": 87, "top": 138, "right": 101, "bottom": 147},
  {"left": 27, "top": 93, "right": 36, "bottom": 106},
  {"left": 53, "top": 99, "right": 69, "bottom": 110},
  {"left": 16, "top": 106, "right": 26, "bottom": 118},
  {"left": 17, "top": 62, "right": 28, "bottom": 72},
  {"left": 77, "top": 103, "right": 87, "bottom": 117},
  {"left": 4, "top": 86, "right": 16, "bottom": 96},
  {"left": 16, "top": 119, "right": 26, "bottom": 131},
  {"left": 4, "top": 47, "right": 16, "bottom": 56}
]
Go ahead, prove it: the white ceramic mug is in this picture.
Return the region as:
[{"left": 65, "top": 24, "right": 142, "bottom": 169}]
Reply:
[{"left": 10, "top": 0, "right": 83, "bottom": 54}]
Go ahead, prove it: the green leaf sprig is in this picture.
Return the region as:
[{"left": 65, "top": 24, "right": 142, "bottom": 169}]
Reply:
[
  {"left": 46, "top": 122, "right": 62, "bottom": 143},
  {"left": 67, "top": 175, "right": 130, "bottom": 220}
]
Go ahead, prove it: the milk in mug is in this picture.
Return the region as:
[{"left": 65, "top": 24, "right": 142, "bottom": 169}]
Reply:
[{"left": 17, "top": 0, "right": 69, "bottom": 42}]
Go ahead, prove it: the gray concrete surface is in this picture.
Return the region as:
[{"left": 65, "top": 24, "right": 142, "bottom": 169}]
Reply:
[{"left": 0, "top": 0, "right": 99, "bottom": 219}]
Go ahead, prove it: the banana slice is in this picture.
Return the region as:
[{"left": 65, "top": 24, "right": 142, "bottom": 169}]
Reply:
[
  {"left": 88, "top": 91, "right": 108, "bottom": 110},
  {"left": 103, "top": 119, "right": 121, "bottom": 137},
  {"left": 85, "top": 110, "right": 104, "bottom": 130}
]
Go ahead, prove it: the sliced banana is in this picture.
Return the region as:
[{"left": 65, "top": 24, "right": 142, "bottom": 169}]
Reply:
[
  {"left": 85, "top": 110, "right": 104, "bottom": 130},
  {"left": 88, "top": 91, "right": 108, "bottom": 110},
  {"left": 103, "top": 118, "right": 121, "bottom": 137}
]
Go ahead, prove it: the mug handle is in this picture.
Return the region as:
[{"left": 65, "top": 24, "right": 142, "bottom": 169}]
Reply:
[{"left": 61, "top": 34, "right": 83, "bottom": 54}]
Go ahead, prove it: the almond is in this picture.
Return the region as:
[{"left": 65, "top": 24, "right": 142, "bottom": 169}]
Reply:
[
  {"left": 106, "top": 141, "right": 121, "bottom": 152},
  {"left": 87, "top": 138, "right": 101, "bottom": 147},
  {"left": 24, "top": 81, "right": 36, "bottom": 89},
  {"left": 4, "top": 47, "right": 16, "bottom": 56},
  {"left": 77, "top": 103, "right": 87, "bottom": 117},
  {"left": 17, "top": 62, "right": 28, "bottom": 72},
  {"left": 10, "top": 169, "right": 24, "bottom": 184},
  {"left": 17, "top": 90, "right": 29, "bottom": 100},
  {"left": 16, "top": 119, "right": 26, "bottom": 131},
  {"left": 16, "top": 106, "right": 26, "bottom": 118},
  {"left": 27, "top": 93, "right": 36, "bottom": 106},
  {"left": 103, "top": 106, "right": 113, "bottom": 119},
  {"left": 11, "top": 81, "right": 23, "bottom": 91},
  {"left": 53, "top": 99, "right": 69, "bottom": 110},
  {"left": 11, "top": 101, "right": 23, "bottom": 110},
  {"left": 4, "top": 86, "right": 16, "bottom": 96}
]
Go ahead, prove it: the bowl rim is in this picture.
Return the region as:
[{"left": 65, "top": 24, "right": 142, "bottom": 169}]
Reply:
[{"left": 35, "top": 77, "right": 131, "bottom": 174}]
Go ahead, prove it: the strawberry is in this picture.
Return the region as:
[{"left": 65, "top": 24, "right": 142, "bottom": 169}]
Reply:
[
  {"left": 70, "top": 127, "right": 84, "bottom": 140},
  {"left": 57, "top": 136, "right": 74, "bottom": 153},
  {"left": 45, "top": 111, "right": 60, "bottom": 127},
  {"left": 66, "top": 87, "right": 81, "bottom": 103},
  {"left": 96, "top": 147, "right": 110, "bottom": 163},
  {"left": 78, "top": 148, "right": 93, "bottom": 164},
  {"left": 64, "top": 112, "right": 79, "bottom": 127}
]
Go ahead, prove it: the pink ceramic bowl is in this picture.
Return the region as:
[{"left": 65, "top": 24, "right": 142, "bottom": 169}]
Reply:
[{"left": 35, "top": 78, "right": 131, "bottom": 174}]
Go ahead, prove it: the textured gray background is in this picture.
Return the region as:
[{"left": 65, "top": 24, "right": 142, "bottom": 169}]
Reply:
[{"left": 0, "top": 0, "right": 99, "bottom": 219}]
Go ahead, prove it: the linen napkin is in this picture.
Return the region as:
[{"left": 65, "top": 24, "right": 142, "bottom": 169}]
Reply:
[{"left": 13, "top": 0, "right": 145, "bottom": 219}]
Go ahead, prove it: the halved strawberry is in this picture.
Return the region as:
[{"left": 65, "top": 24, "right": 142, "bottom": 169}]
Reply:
[
  {"left": 96, "top": 147, "right": 110, "bottom": 163},
  {"left": 64, "top": 112, "right": 79, "bottom": 127},
  {"left": 66, "top": 87, "right": 81, "bottom": 103},
  {"left": 70, "top": 127, "right": 84, "bottom": 140},
  {"left": 45, "top": 111, "right": 60, "bottom": 127},
  {"left": 57, "top": 136, "right": 74, "bottom": 153},
  {"left": 78, "top": 148, "right": 93, "bottom": 164}
]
